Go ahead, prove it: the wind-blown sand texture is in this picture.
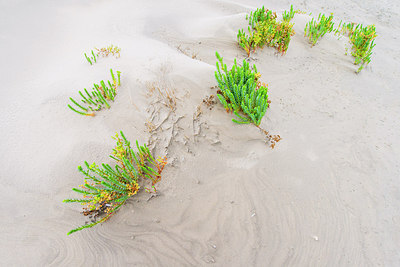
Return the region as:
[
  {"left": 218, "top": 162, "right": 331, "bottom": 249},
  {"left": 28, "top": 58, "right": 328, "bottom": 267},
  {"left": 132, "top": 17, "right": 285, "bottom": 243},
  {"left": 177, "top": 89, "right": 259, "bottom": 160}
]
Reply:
[{"left": 1, "top": 0, "right": 400, "bottom": 265}]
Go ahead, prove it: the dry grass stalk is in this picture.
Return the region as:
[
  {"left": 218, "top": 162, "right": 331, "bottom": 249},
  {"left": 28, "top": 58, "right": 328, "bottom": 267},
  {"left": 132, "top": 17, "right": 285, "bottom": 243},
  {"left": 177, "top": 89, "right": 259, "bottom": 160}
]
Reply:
[
  {"left": 177, "top": 45, "right": 199, "bottom": 60},
  {"left": 145, "top": 120, "right": 156, "bottom": 133},
  {"left": 147, "top": 82, "right": 177, "bottom": 111}
]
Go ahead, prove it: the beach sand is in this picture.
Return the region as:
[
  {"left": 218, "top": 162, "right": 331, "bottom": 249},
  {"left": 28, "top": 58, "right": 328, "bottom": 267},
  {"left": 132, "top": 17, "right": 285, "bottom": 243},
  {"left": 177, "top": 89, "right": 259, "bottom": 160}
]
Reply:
[{"left": 1, "top": 0, "right": 400, "bottom": 265}]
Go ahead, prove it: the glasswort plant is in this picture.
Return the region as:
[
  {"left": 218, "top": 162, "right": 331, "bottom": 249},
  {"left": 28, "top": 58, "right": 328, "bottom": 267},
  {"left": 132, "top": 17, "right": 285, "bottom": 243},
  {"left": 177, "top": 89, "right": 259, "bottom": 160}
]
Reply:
[
  {"left": 337, "top": 22, "right": 377, "bottom": 72},
  {"left": 238, "top": 6, "right": 295, "bottom": 56},
  {"left": 64, "top": 131, "right": 167, "bottom": 235},
  {"left": 214, "top": 52, "right": 269, "bottom": 126},
  {"left": 68, "top": 69, "right": 121, "bottom": 116},
  {"left": 304, "top": 13, "right": 334, "bottom": 46},
  {"left": 282, "top": 5, "right": 295, "bottom": 22}
]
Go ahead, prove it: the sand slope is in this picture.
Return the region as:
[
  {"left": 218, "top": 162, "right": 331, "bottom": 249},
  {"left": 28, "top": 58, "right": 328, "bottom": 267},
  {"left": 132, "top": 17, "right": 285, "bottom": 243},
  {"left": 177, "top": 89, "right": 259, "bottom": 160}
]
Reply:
[{"left": 1, "top": 0, "right": 400, "bottom": 266}]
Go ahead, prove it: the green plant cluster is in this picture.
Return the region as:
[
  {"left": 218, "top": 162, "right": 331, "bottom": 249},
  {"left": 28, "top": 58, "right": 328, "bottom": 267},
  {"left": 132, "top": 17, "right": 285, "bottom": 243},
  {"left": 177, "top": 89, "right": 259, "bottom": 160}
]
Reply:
[
  {"left": 64, "top": 131, "right": 167, "bottom": 235},
  {"left": 214, "top": 52, "right": 269, "bottom": 126},
  {"left": 84, "top": 50, "right": 97, "bottom": 65},
  {"left": 282, "top": 5, "right": 295, "bottom": 22},
  {"left": 237, "top": 6, "right": 295, "bottom": 56},
  {"left": 304, "top": 13, "right": 334, "bottom": 45},
  {"left": 68, "top": 69, "right": 121, "bottom": 116},
  {"left": 337, "top": 22, "right": 377, "bottom": 72}
]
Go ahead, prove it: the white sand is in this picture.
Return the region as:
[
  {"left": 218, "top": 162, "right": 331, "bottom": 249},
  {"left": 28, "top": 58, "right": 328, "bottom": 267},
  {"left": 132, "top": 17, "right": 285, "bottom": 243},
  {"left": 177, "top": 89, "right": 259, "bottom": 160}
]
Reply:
[{"left": 1, "top": 0, "right": 400, "bottom": 265}]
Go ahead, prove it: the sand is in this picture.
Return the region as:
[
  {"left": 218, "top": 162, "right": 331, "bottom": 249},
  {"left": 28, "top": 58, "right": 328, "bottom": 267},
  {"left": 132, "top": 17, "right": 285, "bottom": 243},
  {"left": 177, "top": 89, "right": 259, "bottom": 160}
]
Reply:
[{"left": 1, "top": 0, "right": 400, "bottom": 265}]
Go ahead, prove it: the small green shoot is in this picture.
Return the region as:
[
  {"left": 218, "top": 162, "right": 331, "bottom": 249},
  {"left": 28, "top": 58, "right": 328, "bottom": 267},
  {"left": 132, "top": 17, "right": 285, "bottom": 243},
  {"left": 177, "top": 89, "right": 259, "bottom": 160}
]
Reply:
[
  {"left": 304, "top": 13, "right": 334, "bottom": 46},
  {"left": 117, "top": 71, "right": 121, "bottom": 86},
  {"left": 84, "top": 50, "right": 98, "bottom": 65},
  {"left": 91, "top": 50, "right": 97, "bottom": 63},
  {"left": 282, "top": 5, "right": 295, "bottom": 22},
  {"left": 84, "top": 53, "right": 93, "bottom": 65}
]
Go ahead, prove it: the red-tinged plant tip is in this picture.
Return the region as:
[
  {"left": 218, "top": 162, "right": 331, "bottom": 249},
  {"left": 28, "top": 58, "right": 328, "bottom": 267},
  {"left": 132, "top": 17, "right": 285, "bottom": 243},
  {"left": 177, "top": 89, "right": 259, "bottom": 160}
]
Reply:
[
  {"left": 282, "top": 5, "right": 295, "bottom": 22},
  {"left": 238, "top": 6, "right": 295, "bottom": 56}
]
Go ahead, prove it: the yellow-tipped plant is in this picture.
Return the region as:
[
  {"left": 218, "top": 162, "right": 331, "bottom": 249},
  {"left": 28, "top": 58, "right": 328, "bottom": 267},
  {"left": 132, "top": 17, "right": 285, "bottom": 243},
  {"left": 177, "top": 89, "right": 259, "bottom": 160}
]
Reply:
[
  {"left": 238, "top": 6, "right": 295, "bottom": 56},
  {"left": 337, "top": 21, "right": 377, "bottom": 72},
  {"left": 64, "top": 131, "right": 167, "bottom": 235}
]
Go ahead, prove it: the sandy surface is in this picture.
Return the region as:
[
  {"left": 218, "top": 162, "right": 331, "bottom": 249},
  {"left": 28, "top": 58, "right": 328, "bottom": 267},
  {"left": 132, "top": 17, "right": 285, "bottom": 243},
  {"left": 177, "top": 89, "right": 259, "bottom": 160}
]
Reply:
[{"left": 1, "top": 0, "right": 400, "bottom": 266}]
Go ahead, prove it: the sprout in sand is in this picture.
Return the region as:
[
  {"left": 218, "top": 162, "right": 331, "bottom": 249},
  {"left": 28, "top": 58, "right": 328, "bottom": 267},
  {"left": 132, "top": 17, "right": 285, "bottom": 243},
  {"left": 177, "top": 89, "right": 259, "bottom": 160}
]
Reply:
[
  {"left": 84, "top": 50, "right": 98, "bottom": 65},
  {"left": 304, "top": 13, "right": 335, "bottom": 46},
  {"left": 68, "top": 69, "right": 121, "bottom": 116},
  {"left": 282, "top": 5, "right": 296, "bottom": 22}
]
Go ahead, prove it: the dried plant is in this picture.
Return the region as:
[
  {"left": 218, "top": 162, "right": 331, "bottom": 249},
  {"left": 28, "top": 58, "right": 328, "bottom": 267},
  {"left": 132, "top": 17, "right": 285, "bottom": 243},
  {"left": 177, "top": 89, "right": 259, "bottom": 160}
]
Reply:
[
  {"left": 304, "top": 13, "right": 334, "bottom": 46},
  {"left": 145, "top": 120, "right": 156, "bottom": 133},
  {"left": 95, "top": 44, "right": 121, "bottom": 58},
  {"left": 147, "top": 82, "right": 177, "bottom": 111},
  {"left": 258, "top": 128, "right": 282, "bottom": 148},
  {"left": 337, "top": 22, "right": 377, "bottom": 72},
  {"left": 68, "top": 69, "right": 121, "bottom": 116},
  {"left": 193, "top": 104, "right": 202, "bottom": 120},
  {"left": 238, "top": 6, "right": 295, "bottom": 56},
  {"left": 64, "top": 131, "right": 167, "bottom": 235},
  {"left": 214, "top": 52, "right": 269, "bottom": 126}
]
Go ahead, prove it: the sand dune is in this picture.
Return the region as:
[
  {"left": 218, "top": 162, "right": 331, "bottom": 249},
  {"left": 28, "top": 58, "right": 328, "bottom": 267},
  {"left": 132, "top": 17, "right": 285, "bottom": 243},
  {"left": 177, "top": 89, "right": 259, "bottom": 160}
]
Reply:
[{"left": 1, "top": 0, "right": 400, "bottom": 265}]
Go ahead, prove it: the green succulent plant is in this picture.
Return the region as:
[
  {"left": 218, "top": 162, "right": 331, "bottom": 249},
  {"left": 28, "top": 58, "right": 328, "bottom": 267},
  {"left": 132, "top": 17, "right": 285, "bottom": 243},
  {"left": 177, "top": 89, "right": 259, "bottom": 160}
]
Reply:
[
  {"left": 337, "top": 22, "right": 377, "bottom": 72},
  {"left": 282, "top": 5, "right": 295, "bottom": 22},
  {"left": 64, "top": 131, "right": 167, "bottom": 235},
  {"left": 214, "top": 52, "right": 269, "bottom": 126},
  {"left": 84, "top": 50, "right": 97, "bottom": 65},
  {"left": 238, "top": 6, "right": 295, "bottom": 56},
  {"left": 304, "top": 13, "right": 335, "bottom": 45},
  {"left": 68, "top": 69, "right": 121, "bottom": 116}
]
